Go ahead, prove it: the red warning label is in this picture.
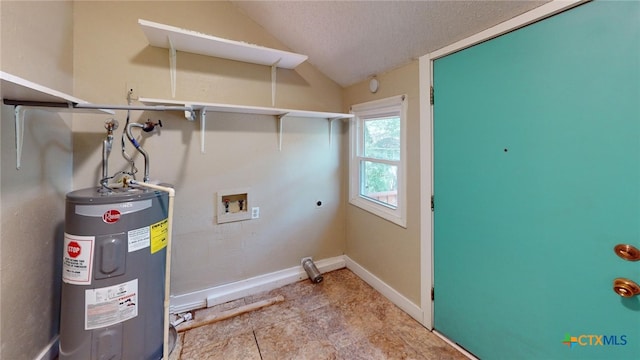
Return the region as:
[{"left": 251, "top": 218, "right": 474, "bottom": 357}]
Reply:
[
  {"left": 63, "top": 234, "right": 94, "bottom": 285},
  {"left": 67, "top": 241, "right": 81, "bottom": 258}
]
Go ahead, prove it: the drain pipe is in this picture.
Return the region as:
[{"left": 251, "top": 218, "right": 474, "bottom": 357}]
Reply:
[{"left": 127, "top": 179, "right": 175, "bottom": 360}]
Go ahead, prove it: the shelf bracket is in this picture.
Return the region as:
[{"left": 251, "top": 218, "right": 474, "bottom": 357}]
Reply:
[
  {"left": 328, "top": 117, "right": 342, "bottom": 148},
  {"left": 271, "top": 59, "right": 281, "bottom": 107},
  {"left": 168, "top": 36, "right": 177, "bottom": 98},
  {"left": 277, "top": 113, "right": 288, "bottom": 151},
  {"left": 199, "top": 108, "right": 207, "bottom": 154},
  {"left": 14, "top": 105, "right": 26, "bottom": 170},
  {"left": 184, "top": 106, "right": 195, "bottom": 121}
]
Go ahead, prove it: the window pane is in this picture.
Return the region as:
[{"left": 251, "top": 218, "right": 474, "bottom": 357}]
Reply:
[
  {"left": 360, "top": 161, "right": 398, "bottom": 207},
  {"left": 363, "top": 117, "right": 400, "bottom": 161}
]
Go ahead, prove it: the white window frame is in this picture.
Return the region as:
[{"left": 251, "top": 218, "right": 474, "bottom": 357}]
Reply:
[{"left": 349, "top": 94, "right": 407, "bottom": 227}]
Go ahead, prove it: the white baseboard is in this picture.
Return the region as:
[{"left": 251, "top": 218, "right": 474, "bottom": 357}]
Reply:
[
  {"left": 433, "top": 330, "right": 479, "bottom": 360},
  {"left": 170, "top": 255, "right": 424, "bottom": 327},
  {"left": 169, "top": 255, "right": 346, "bottom": 313},
  {"left": 344, "top": 255, "right": 423, "bottom": 323},
  {"left": 35, "top": 336, "right": 58, "bottom": 360}
]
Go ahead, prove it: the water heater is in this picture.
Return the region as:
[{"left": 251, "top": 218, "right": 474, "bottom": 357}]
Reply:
[{"left": 59, "top": 187, "right": 169, "bottom": 360}]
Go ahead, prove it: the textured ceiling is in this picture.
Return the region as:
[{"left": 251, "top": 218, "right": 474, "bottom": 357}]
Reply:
[{"left": 231, "top": 0, "right": 549, "bottom": 87}]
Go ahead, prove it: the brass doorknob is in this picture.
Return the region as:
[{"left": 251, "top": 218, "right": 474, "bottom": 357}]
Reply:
[
  {"left": 613, "top": 244, "right": 640, "bottom": 261},
  {"left": 613, "top": 278, "right": 640, "bottom": 297}
]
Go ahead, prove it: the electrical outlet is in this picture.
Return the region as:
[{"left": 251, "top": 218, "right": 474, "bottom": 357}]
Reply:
[
  {"left": 126, "top": 82, "right": 138, "bottom": 100},
  {"left": 251, "top": 207, "right": 260, "bottom": 219}
]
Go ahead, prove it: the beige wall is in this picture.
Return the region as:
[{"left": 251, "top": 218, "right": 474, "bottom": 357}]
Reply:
[
  {"left": 343, "top": 61, "right": 422, "bottom": 305},
  {"left": 0, "top": 1, "right": 74, "bottom": 359},
  {"left": 0, "top": 0, "right": 74, "bottom": 88},
  {"left": 71, "top": 1, "right": 346, "bottom": 296}
]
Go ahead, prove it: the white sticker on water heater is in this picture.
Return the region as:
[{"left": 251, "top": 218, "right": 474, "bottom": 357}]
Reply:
[
  {"left": 62, "top": 233, "right": 95, "bottom": 285},
  {"left": 85, "top": 278, "right": 138, "bottom": 330},
  {"left": 127, "top": 225, "right": 150, "bottom": 252}
]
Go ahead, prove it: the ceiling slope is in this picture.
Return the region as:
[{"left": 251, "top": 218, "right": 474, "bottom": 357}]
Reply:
[{"left": 232, "top": 0, "right": 549, "bottom": 87}]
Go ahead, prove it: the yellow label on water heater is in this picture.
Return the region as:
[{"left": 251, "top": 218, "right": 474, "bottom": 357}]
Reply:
[{"left": 150, "top": 218, "right": 168, "bottom": 254}]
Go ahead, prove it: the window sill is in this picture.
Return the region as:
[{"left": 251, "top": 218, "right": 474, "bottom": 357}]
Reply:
[{"left": 349, "top": 196, "right": 406, "bottom": 228}]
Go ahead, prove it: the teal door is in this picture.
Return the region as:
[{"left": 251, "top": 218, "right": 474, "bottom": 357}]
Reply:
[{"left": 433, "top": 1, "right": 639, "bottom": 359}]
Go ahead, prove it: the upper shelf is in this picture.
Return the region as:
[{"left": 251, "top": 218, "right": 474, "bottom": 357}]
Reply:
[
  {"left": 138, "top": 19, "right": 308, "bottom": 69},
  {"left": 2, "top": 71, "right": 89, "bottom": 106},
  {"left": 139, "top": 97, "right": 353, "bottom": 120}
]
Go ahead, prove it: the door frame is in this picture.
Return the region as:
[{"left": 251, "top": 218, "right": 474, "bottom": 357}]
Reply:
[{"left": 418, "top": 0, "right": 587, "bottom": 333}]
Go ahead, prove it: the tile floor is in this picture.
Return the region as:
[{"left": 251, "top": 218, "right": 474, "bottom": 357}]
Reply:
[{"left": 170, "top": 268, "right": 467, "bottom": 360}]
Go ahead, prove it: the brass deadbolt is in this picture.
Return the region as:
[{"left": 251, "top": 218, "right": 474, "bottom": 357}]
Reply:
[
  {"left": 613, "top": 278, "right": 640, "bottom": 298},
  {"left": 614, "top": 244, "right": 640, "bottom": 261}
]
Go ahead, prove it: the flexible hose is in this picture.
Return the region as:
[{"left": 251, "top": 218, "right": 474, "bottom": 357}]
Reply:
[
  {"left": 126, "top": 120, "right": 162, "bottom": 182},
  {"left": 125, "top": 123, "right": 150, "bottom": 182},
  {"left": 122, "top": 109, "right": 138, "bottom": 177}
]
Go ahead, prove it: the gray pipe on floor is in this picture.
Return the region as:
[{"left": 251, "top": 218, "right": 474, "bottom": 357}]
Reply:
[{"left": 302, "top": 257, "right": 323, "bottom": 283}]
